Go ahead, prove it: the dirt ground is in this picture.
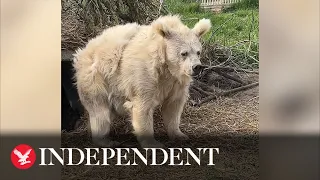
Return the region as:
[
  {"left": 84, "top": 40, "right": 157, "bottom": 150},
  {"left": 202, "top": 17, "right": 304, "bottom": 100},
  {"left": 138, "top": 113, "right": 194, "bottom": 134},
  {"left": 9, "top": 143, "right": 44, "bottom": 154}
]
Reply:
[{"left": 62, "top": 73, "right": 259, "bottom": 180}]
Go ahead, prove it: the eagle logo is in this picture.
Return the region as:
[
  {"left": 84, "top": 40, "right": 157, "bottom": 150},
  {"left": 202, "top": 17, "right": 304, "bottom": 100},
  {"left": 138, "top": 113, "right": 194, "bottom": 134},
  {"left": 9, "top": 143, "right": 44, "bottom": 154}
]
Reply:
[
  {"left": 11, "top": 144, "right": 36, "bottom": 169},
  {"left": 13, "top": 148, "right": 32, "bottom": 165}
]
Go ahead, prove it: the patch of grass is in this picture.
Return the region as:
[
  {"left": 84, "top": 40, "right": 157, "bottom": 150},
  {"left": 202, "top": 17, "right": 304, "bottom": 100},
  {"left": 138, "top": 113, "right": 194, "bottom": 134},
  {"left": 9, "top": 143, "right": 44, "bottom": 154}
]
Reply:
[
  {"left": 165, "top": 0, "right": 205, "bottom": 14},
  {"left": 165, "top": 0, "right": 258, "bottom": 44},
  {"left": 164, "top": 0, "right": 259, "bottom": 68}
]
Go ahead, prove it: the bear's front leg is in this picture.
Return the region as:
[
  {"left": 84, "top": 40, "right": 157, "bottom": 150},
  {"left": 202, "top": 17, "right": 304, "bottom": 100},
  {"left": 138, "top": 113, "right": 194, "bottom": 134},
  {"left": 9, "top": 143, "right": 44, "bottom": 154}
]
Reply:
[
  {"left": 131, "top": 99, "right": 164, "bottom": 148},
  {"left": 161, "top": 96, "right": 189, "bottom": 141}
]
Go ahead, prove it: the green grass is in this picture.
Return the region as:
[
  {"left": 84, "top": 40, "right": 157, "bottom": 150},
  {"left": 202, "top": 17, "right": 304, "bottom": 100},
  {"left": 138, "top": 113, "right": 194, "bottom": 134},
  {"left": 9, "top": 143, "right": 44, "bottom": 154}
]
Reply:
[
  {"left": 164, "top": 0, "right": 259, "bottom": 46},
  {"left": 163, "top": 0, "right": 259, "bottom": 68}
]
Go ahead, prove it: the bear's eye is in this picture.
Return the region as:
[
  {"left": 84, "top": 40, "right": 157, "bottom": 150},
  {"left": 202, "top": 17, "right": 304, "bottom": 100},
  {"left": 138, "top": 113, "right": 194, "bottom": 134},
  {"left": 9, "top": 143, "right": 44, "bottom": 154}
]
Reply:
[
  {"left": 181, "top": 52, "right": 188, "bottom": 57},
  {"left": 197, "top": 51, "right": 201, "bottom": 56}
]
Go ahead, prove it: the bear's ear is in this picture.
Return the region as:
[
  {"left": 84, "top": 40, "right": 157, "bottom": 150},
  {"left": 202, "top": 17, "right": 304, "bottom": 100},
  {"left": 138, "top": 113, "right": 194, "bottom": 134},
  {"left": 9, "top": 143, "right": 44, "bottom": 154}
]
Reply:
[
  {"left": 192, "top": 18, "right": 212, "bottom": 37},
  {"left": 152, "top": 21, "right": 172, "bottom": 38}
]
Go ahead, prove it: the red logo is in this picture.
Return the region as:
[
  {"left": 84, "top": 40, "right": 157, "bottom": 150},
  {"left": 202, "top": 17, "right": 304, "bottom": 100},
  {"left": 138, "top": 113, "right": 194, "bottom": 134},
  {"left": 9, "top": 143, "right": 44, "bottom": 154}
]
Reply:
[{"left": 11, "top": 144, "right": 36, "bottom": 169}]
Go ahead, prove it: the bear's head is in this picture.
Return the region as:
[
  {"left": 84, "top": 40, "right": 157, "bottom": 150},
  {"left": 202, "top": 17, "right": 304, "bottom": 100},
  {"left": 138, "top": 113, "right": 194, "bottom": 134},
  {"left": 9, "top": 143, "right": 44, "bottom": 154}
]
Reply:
[{"left": 152, "top": 15, "right": 212, "bottom": 82}]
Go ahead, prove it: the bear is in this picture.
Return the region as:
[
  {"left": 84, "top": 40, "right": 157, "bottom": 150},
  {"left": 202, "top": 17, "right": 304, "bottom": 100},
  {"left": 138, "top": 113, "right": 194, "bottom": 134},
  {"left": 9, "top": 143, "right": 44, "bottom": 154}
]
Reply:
[{"left": 73, "top": 15, "right": 212, "bottom": 148}]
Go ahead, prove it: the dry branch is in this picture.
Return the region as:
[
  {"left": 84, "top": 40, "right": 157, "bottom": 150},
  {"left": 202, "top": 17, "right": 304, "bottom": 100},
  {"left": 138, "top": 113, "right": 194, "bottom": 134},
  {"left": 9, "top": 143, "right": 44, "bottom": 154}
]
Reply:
[
  {"left": 192, "top": 86, "right": 212, "bottom": 96},
  {"left": 193, "top": 82, "right": 259, "bottom": 106},
  {"left": 214, "top": 70, "right": 244, "bottom": 84},
  {"left": 197, "top": 65, "right": 259, "bottom": 74},
  {"left": 192, "top": 80, "right": 219, "bottom": 93}
]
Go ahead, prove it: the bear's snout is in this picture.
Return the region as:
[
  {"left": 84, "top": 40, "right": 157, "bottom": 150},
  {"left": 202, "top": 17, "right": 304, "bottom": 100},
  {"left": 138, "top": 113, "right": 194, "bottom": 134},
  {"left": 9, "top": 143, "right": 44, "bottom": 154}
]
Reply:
[{"left": 192, "top": 64, "right": 203, "bottom": 76}]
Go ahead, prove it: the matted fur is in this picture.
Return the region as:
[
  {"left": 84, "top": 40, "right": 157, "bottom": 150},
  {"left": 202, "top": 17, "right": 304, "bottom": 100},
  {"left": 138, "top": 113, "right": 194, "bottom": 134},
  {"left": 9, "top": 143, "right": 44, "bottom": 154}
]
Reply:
[{"left": 73, "top": 15, "right": 212, "bottom": 147}]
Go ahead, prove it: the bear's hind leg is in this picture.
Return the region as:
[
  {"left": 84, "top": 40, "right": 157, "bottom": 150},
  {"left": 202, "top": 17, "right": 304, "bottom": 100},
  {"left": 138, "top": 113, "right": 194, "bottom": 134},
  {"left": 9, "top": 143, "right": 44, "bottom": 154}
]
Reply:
[{"left": 86, "top": 100, "right": 120, "bottom": 147}]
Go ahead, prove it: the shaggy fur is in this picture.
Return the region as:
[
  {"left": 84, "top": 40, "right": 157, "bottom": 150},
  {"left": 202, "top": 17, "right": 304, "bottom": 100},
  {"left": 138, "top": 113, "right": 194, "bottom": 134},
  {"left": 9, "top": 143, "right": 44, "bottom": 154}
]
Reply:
[{"left": 73, "top": 15, "right": 212, "bottom": 148}]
